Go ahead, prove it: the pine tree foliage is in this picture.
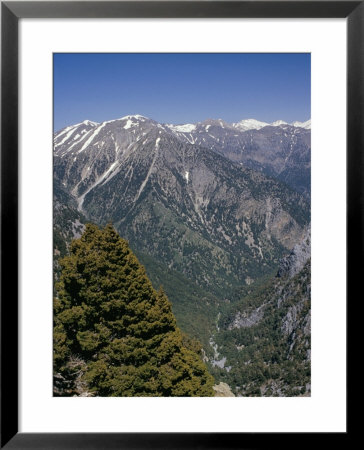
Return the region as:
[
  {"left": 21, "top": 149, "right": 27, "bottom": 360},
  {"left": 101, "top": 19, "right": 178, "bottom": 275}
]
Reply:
[{"left": 54, "top": 223, "right": 214, "bottom": 396}]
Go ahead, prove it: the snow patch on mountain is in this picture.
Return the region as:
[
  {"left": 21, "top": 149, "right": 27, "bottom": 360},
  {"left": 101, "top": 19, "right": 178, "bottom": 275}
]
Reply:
[
  {"left": 76, "top": 160, "right": 120, "bottom": 211},
  {"left": 271, "top": 120, "right": 288, "bottom": 127},
  {"left": 124, "top": 119, "right": 136, "bottom": 130},
  {"left": 133, "top": 137, "right": 160, "bottom": 204},
  {"left": 55, "top": 127, "right": 79, "bottom": 148},
  {"left": 78, "top": 123, "right": 107, "bottom": 153},
  {"left": 232, "top": 119, "right": 269, "bottom": 132},
  {"left": 291, "top": 119, "right": 311, "bottom": 129},
  {"left": 168, "top": 123, "right": 196, "bottom": 133},
  {"left": 65, "top": 129, "right": 95, "bottom": 154},
  {"left": 122, "top": 114, "right": 148, "bottom": 121},
  {"left": 56, "top": 124, "right": 78, "bottom": 140},
  {"left": 82, "top": 120, "right": 99, "bottom": 127}
]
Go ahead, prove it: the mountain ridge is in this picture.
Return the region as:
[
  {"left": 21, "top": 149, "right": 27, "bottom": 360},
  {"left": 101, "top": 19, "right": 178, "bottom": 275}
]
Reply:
[
  {"left": 56, "top": 115, "right": 311, "bottom": 135},
  {"left": 55, "top": 113, "right": 311, "bottom": 199}
]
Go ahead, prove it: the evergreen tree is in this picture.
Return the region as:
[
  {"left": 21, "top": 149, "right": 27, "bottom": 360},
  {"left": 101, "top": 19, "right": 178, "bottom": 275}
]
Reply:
[{"left": 54, "top": 223, "right": 214, "bottom": 396}]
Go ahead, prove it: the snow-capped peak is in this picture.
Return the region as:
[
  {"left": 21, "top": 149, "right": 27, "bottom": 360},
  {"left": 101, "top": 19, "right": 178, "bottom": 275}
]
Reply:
[
  {"left": 56, "top": 119, "right": 98, "bottom": 135},
  {"left": 232, "top": 119, "right": 269, "bottom": 132},
  {"left": 99, "top": 114, "right": 151, "bottom": 130},
  {"left": 120, "top": 114, "right": 149, "bottom": 121},
  {"left": 82, "top": 120, "right": 99, "bottom": 127},
  {"left": 271, "top": 120, "right": 288, "bottom": 127},
  {"left": 102, "top": 114, "right": 150, "bottom": 125},
  {"left": 54, "top": 119, "right": 100, "bottom": 147},
  {"left": 291, "top": 119, "right": 311, "bottom": 129},
  {"left": 167, "top": 123, "right": 196, "bottom": 133}
]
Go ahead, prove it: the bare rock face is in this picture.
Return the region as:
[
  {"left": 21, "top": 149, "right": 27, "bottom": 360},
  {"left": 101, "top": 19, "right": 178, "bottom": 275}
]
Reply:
[
  {"left": 277, "top": 227, "right": 311, "bottom": 278},
  {"left": 228, "top": 305, "right": 264, "bottom": 330},
  {"left": 213, "top": 382, "right": 235, "bottom": 397}
]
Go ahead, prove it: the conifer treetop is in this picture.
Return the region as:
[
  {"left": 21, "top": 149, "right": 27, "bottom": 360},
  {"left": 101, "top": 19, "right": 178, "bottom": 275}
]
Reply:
[{"left": 54, "top": 223, "right": 214, "bottom": 397}]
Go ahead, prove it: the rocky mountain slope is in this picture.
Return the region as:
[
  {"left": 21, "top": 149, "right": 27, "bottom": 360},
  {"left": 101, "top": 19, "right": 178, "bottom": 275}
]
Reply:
[
  {"left": 54, "top": 115, "right": 309, "bottom": 300},
  {"left": 54, "top": 115, "right": 311, "bottom": 199},
  {"left": 165, "top": 119, "right": 311, "bottom": 196},
  {"left": 53, "top": 179, "right": 86, "bottom": 281}
]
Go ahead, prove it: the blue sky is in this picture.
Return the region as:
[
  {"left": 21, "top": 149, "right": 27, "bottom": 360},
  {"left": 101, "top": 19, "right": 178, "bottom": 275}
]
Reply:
[{"left": 54, "top": 53, "right": 310, "bottom": 131}]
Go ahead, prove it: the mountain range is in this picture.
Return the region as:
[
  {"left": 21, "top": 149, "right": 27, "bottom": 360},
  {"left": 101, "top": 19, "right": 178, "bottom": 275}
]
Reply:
[
  {"left": 53, "top": 113, "right": 311, "bottom": 395},
  {"left": 55, "top": 115, "right": 311, "bottom": 198}
]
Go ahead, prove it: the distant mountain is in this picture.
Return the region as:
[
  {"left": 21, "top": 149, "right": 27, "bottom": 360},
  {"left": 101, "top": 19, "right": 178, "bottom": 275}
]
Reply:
[
  {"left": 165, "top": 118, "right": 311, "bottom": 196},
  {"left": 165, "top": 117, "right": 311, "bottom": 135},
  {"left": 232, "top": 119, "right": 270, "bottom": 132},
  {"left": 291, "top": 119, "right": 311, "bottom": 129}
]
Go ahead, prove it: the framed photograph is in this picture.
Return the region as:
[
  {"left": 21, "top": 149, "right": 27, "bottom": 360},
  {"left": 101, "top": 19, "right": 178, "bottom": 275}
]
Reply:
[{"left": 1, "top": 1, "right": 357, "bottom": 448}]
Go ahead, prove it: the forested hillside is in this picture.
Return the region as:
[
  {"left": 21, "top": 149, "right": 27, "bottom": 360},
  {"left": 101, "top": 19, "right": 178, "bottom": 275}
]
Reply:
[{"left": 206, "top": 230, "right": 311, "bottom": 396}]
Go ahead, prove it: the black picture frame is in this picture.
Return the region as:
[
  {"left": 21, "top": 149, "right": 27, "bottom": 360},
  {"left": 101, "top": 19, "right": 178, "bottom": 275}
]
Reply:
[{"left": 1, "top": 1, "right": 357, "bottom": 448}]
